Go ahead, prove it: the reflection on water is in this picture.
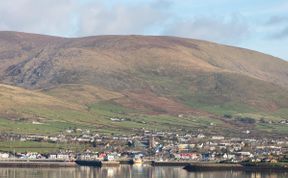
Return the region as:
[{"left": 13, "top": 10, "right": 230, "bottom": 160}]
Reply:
[{"left": 0, "top": 165, "right": 287, "bottom": 178}]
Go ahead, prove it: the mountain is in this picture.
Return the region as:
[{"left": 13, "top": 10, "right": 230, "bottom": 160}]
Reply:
[{"left": 0, "top": 31, "right": 287, "bottom": 136}]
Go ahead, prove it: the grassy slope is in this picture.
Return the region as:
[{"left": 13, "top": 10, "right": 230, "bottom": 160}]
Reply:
[
  {"left": 133, "top": 70, "right": 288, "bottom": 116},
  {"left": 0, "top": 141, "right": 87, "bottom": 153},
  {"left": 0, "top": 82, "right": 286, "bottom": 146},
  {"left": 0, "top": 76, "right": 286, "bottom": 137},
  {"left": 0, "top": 83, "right": 229, "bottom": 135}
]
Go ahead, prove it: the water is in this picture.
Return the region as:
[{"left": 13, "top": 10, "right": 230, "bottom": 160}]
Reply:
[{"left": 0, "top": 165, "right": 287, "bottom": 178}]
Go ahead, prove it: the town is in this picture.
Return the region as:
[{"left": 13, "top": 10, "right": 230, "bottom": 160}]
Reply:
[{"left": 0, "top": 128, "right": 288, "bottom": 164}]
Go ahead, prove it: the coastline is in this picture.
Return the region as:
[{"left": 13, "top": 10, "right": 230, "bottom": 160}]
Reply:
[
  {"left": 183, "top": 162, "right": 288, "bottom": 172},
  {"left": 0, "top": 159, "right": 287, "bottom": 172},
  {"left": 183, "top": 163, "right": 244, "bottom": 171},
  {"left": 0, "top": 160, "right": 76, "bottom": 168}
]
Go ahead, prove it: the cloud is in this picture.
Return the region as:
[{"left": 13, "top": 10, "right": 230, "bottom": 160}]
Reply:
[
  {"left": 0, "top": 0, "right": 250, "bottom": 44},
  {"left": 162, "top": 15, "right": 250, "bottom": 44},
  {"left": 269, "top": 26, "right": 288, "bottom": 39},
  {"left": 152, "top": 0, "right": 174, "bottom": 8},
  {"left": 266, "top": 16, "right": 288, "bottom": 25},
  {"left": 0, "top": 0, "right": 77, "bottom": 36},
  {"left": 0, "top": 0, "right": 172, "bottom": 37},
  {"left": 75, "top": 2, "right": 170, "bottom": 36},
  {"left": 265, "top": 16, "right": 288, "bottom": 39}
]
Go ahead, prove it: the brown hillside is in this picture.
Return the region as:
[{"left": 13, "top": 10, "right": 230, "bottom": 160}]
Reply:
[{"left": 0, "top": 31, "right": 287, "bottom": 116}]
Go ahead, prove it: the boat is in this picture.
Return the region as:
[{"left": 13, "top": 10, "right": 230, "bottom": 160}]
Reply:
[
  {"left": 75, "top": 160, "right": 120, "bottom": 167},
  {"left": 183, "top": 163, "right": 243, "bottom": 171},
  {"left": 242, "top": 162, "right": 288, "bottom": 172},
  {"left": 75, "top": 160, "right": 102, "bottom": 167}
]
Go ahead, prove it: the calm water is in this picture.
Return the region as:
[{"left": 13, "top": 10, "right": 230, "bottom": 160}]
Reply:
[{"left": 0, "top": 165, "right": 287, "bottom": 178}]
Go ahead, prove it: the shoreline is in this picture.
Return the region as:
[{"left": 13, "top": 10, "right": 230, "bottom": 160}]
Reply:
[
  {"left": 0, "top": 160, "right": 287, "bottom": 172},
  {"left": 183, "top": 162, "right": 288, "bottom": 172},
  {"left": 0, "top": 160, "right": 76, "bottom": 168}
]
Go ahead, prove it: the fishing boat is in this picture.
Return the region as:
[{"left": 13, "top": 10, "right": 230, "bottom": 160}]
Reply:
[{"left": 75, "top": 160, "right": 102, "bottom": 167}]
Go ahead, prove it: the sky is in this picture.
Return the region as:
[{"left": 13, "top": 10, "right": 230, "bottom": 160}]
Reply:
[{"left": 0, "top": 0, "right": 287, "bottom": 60}]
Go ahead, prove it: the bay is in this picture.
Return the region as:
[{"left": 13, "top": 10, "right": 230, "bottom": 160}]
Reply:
[{"left": 0, "top": 165, "right": 287, "bottom": 178}]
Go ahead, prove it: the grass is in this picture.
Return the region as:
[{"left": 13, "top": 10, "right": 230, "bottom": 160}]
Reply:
[
  {"left": 0, "top": 75, "right": 287, "bottom": 138},
  {"left": 88, "top": 101, "right": 132, "bottom": 116},
  {"left": 86, "top": 101, "right": 227, "bottom": 133},
  {"left": 256, "top": 123, "right": 288, "bottom": 135},
  {"left": 0, "top": 117, "right": 96, "bottom": 135},
  {"left": 181, "top": 97, "right": 259, "bottom": 116},
  {"left": 44, "top": 84, "right": 122, "bottom": 105},
  {"left": 272, "top": 108, "right": 288, "bottom": 119},
  {"left": 0, "top": 141, "right": 88, "bottom": 153},
  {"left": 2, "top": 88, "right": 285, "bottom": 137},
  {"left": 135, "top": 71, "right": 268, "bottom": 116}
]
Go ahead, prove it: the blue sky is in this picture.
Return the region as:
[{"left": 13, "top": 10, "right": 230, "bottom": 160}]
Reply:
[{"left": 0, "top": 0, "right": 287, "bottom": 60}]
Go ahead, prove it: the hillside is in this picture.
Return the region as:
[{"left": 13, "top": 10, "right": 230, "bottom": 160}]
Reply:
[{"left": 0, "top": 31, "right": 287, "bottom": 136}]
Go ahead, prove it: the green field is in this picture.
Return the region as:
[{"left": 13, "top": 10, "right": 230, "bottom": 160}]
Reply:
[{"left": 0, "top": 141, "right": 88, "bottom": 153}]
